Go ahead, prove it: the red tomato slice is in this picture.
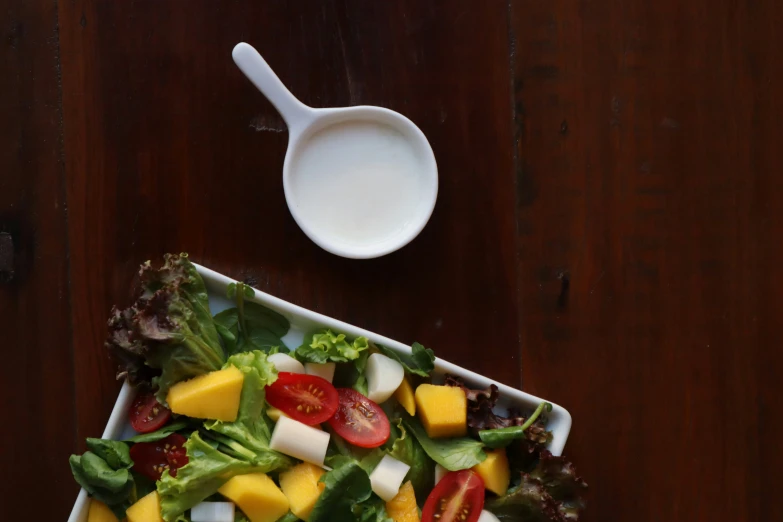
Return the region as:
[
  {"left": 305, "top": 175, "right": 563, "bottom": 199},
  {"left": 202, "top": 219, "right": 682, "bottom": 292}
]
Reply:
[
  {"left": 266, "top": 372, "right": 339, "bottom": 425},
  {"left": 327, "top": 388, "right": 390, "bottom": 448},
  {"left": 130, "top": 434, "right": 189, "bottom": 481},
  {"left": 422, "top": 470, "right": 485, "bottom": 522},
  {"left": 129, "top": 392, "right": 171, "bottom": 433}
]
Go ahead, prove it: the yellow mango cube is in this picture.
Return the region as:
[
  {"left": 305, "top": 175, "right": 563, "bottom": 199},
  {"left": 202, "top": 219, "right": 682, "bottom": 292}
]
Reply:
[
  {"left": 126, "top": 491, "right": 163, "bottom": 522},
  {"left": 472, "top": 448, "right": 510, "bottom": 496},
  {"left": 166, "top": 366, "right": 244, "bottom": 421},
  {"left": 393, "top": 378, "right": 416, "bottom": 416},
  {"left": 218, "top": 473, "right": 289, "bottom": 522},
  {"left": 266, "top": 404, "right": 284, "bottom": 422},
  {"left": 386, "top": 481, "right": 420, "bottom": 522},
  {"left": 88, "top": 499, "right": 118, "bottom": 522},
  {"left": 279, "top": 462, "right": 326, "bottom": 521},
  {"left": 414, "top": 384, "right": 467, "bottom": 438}
]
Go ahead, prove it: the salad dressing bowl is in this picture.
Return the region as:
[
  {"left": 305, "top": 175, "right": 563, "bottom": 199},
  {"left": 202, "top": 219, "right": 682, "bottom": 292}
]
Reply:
[{"left": 232, "top": 43, "right": 438, "bottom": 259}]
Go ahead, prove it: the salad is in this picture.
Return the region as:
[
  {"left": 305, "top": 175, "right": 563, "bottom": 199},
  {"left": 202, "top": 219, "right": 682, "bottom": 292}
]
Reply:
[{"left": 70, "top": 254, "right": 586, "bottom": 522}]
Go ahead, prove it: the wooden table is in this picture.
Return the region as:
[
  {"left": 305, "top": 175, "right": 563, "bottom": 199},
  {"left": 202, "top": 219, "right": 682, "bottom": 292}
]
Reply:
[{"left": 2, "top": 1, "right": 780, "bottom": 520}]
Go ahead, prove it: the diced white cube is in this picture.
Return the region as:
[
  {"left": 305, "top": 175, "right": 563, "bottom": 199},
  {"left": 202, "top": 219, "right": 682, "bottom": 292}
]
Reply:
[
  {"left": 369, "top": 455, "right": 411, "bottom": 501},
  {"left": 478, "top": 510, "right": 501, "bottom": 522},
  {"left": 190, "top": 501, "right": 235, "bottom": 522},
  {"left": 435, "top": 463, "right": 447, "bottom": 484},
  {"left": 268, "top": 353, "right": 305, "bottom": 374},
  {"left": 366, "top": 353, "right": 404, "bottom": 404},
  {"left": 305, "top": 362, "right": 336, "bottom": 383},
  {"left": 270, "top": 415, "right": 330, "bottom": 466}
]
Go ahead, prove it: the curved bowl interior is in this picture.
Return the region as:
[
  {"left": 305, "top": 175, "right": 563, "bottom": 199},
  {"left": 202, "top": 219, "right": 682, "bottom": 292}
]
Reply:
[{"left": 283, "top": 106, "right": 438, "bottom": 259}]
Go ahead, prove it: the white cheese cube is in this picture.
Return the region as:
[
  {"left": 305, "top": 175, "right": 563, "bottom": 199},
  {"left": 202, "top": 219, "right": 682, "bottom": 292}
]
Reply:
[
  {"left": 305, "top": 362, "right": 336, "bottom": 383},
  {"left": 366, "top": 353, "right": 404, "bottom": 404},
  {"left": 369, "top": 455, "right": 411, "bottom": 501},
  {"left": 435, "top": 463, "right": 447, "bottom": 484},
  {"left": 478, "top": 510, "right": 501, "bottom": 522},
  {"left": 190, "top": 501, "right": 235, "bottom": 522},
  {"left": 268, "top": 353, "right": 305, "bottom": 374},
  {"left": 269, "top": 415, "right": 330, "bottom": 466}
]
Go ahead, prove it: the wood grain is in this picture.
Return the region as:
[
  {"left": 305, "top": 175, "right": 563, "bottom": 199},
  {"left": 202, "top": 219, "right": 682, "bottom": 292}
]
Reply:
[
  {"left": 0, "top": 0, "right": 76, "bottom": 516},
  {"left": 2, "top": 0, "right": 781, "bottom": 519},
  {"left": 512, "top": 0, "right": 783, "bottom": 520}
]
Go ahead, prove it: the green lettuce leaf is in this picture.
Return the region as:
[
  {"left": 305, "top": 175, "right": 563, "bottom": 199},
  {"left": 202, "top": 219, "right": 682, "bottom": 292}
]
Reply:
[
  {"left": 376, "top": 342, "right": 435, "bottom": 377},
  {"left": 106, "top": 253, "right": 225, "bottom": 402},
  {"left": 203, "top": 350, "right": 285, "bottom": 458},
  {"left": 402, "top": 417, "right": 486, "bottom": 471},
  {"left": 213, "top": 283, "right": 290, "bottom": 355},
  {"left": 158, "top": 352, "right": 290, "bottom": 520},
  {"left": 387, "top": 420, "right": 434, "bottom": 502},
  {"left": 309, "top": 457, "right": 374, "bottom": 522},
  {"left": 157, "top": 431, "right": 287, "bottom": 521},
  {"left": 295, "top": 330, "right": 369, "bottom": 364}
]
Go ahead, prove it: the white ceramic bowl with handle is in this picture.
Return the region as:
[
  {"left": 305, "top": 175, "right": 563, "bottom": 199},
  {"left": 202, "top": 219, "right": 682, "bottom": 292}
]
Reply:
[{"left": 232, "top": 43, "right": 439, "bottom": 259}]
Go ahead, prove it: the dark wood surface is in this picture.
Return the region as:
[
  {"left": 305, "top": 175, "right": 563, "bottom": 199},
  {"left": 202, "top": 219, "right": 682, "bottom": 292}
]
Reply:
[{"left": 2, "top": 1, "right": 780, "bottom": 520}]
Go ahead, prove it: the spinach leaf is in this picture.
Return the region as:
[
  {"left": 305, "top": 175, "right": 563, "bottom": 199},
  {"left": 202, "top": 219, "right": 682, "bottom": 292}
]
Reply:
[
  {"left": 85, "top": 438, "right": 133, "bottom": 469},
  {"left": 332, "top": 351, "right": 370, "bottom": 395},
  {"left": 355, "top": 497, "right": 394, "bottom": 522},
  {"left": 106, "top": 253, "right": 226, "bottom": 403},
  {"left": 295, "top": 330, "right": 369, "bottom": 364},
  {"left": 387, "top": 420, "right": 435, "bottom": 502},
  {"left": 478, "top": 402, "right": 553, "bottom": 449},
  {"left": 237, "top": 511, "right": 296, "bottom": 522},
  {"left": 213, "top": 283, "right": 290, "bottom": 355},
  {"left": 79, "top": 452, "right": 131, "bottom": 493},
  {"left": 158, "top": 431, "right": 288, "bottom": 521},
  {"left": 309, "top": 457, "right": 373, "bottom": 522},
  {"left": 402, "top": 417, "right": 486, "bottom": 471},
  {"left": 69, "top": 442, "right": 136, "bottom": 519},
  {"left": 376, "top": 342, "right": 435, "bottom": 377}
]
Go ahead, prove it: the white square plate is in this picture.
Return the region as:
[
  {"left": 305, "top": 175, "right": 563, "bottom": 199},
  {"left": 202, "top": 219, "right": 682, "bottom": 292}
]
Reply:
[{"left": 68, "top": 263, "right": 572, "bottom": 522}]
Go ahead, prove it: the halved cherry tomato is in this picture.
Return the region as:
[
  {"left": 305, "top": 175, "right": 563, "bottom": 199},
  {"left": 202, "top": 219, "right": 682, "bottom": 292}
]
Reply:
[
  {"left": 327, "top": 388, "right": 390, "bottom": 448},
  {"left": 266, "top": 372, "right": 339, "bottom": 425},
  {"left": 130, "top": 434, "right": 189, "bottom": 481},
  {"left": 129, "top": 392, "right": 171, "bottom": 433},
  {"left": 422, "top": 470, "right": 485, "bottom": 522}
]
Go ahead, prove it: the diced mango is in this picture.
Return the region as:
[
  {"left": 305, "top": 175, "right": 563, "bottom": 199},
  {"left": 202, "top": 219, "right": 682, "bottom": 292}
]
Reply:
[
  {"left": 167, "top": 366, "right": 244, "bottom": 421},
  {"left": 218, "top": 473, "right": 289, "bottom": 522},
  {"left": 267, "top": 404, "right": 284, "bottom": 422},
  {"left": 88, "top": 499, "right": 118, "bottom": 522},
  {"left": 386, "top": 481, "right": 420, "bottom": 522},
  {"left": 126, "top": 491, "right": 163, "bottom": 522},
  {"left": 279, "top": 462, "right": 326, "bottom": 521},
  {"left": 414, "top": 384, "right": 467, "bottom": 438},
  {"left": 393, "top": 377, "right": 416, "bottom": 416},
  {"left": 472, "top": 448, "right": 510, "bottom": 496}
]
